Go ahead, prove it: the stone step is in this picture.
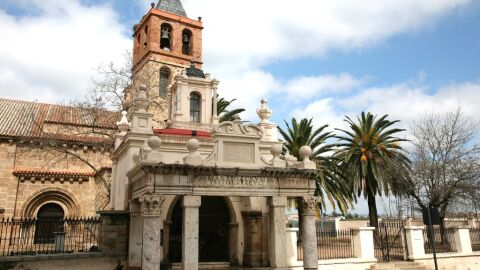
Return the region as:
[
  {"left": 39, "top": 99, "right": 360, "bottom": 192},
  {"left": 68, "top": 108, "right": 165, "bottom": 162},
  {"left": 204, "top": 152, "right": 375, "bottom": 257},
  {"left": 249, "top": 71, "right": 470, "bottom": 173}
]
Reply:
[{"left": 369, "top": 262, "right": 430, "bottom": 270}]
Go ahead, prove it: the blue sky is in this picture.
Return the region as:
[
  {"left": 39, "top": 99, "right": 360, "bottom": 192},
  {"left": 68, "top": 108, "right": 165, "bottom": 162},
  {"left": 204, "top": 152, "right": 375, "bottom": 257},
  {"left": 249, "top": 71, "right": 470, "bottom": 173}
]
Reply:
[{"left": 0, "top": 0, "right": 479, "bottom": 214}]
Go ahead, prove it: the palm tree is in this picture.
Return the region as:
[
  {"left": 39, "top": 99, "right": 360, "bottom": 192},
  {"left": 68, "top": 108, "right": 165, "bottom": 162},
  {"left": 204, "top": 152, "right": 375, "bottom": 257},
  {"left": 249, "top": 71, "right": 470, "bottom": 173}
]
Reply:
[
  {"left": 216, "top": 96, "right": 245, "bottom": 122},
  {"left": 334, "top": 112, "right": 410, "bottom": 228},
  {"left": 278, "top": 118, "right": 352, "bottom": 214}
]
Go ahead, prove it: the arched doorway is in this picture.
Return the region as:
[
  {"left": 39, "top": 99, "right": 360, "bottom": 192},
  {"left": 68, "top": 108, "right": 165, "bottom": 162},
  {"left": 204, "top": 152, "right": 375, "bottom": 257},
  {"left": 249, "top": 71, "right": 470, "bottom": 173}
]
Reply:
[
  {"left": 34, "top": 203, "right": 64, "bottom": 244},
  {"left": 168, "top": 196, "right": 230, "bottom": 263}
]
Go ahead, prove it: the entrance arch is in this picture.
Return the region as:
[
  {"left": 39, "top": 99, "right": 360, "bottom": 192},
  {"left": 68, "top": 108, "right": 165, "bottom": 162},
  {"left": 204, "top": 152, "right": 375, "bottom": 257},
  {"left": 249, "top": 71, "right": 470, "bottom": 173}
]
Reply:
[{"left": 168, "top": 196, "right": 231, "bottom": 263}]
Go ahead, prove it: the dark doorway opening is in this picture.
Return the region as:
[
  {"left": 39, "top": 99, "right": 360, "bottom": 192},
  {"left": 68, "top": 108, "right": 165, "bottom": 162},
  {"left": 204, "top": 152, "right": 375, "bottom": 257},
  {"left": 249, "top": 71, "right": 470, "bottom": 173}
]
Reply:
[
  {"left": 168, "top": 196, "right": 230, "bottom": 263},
  {"left": 34, "top": 203, "right": 65, "bottom": 244}
]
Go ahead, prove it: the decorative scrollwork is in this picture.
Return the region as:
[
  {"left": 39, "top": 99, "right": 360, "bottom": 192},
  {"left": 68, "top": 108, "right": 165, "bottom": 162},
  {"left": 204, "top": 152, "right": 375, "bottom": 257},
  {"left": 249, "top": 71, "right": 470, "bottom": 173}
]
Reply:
[{"left": 213, "top": 121, "right": 264, "bottom": 137}]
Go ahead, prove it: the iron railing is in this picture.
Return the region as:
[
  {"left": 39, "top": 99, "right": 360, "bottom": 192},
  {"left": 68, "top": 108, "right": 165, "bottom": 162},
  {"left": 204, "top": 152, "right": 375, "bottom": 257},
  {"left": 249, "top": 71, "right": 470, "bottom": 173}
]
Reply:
[
  {"left": 373, "top": 220, "right": 407, "bottom": 262},
  {"left": 423, "top": 226, "right": 456, "bottom": 253},
  {"left": 0, "top": 217, "right": 100, "bottom": 256},
  {"left": 470, "top": 228, "right": 480, "bottom": 252},
  {"left": 297, "top": 228, "right": 354, "bottom": 260}
]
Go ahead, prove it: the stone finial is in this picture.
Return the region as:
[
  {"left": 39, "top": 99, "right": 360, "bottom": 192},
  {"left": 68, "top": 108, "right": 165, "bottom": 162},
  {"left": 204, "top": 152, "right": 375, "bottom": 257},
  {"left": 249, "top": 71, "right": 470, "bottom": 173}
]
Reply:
[
  {"left": 147, "top": 136, "right": 162, "bottom": 150},
  {"left": 256, "top": 98, "right": 272, "bottom": 123},
  {"left": 116, "top": 111, "right": 130, "bottom": 133},
  {"left": 270, "top": 144, "right": 282, "bottom": 158},
  {"left": 184, "top": 138, "right": 202, "bottom": 165},
  {"left": 297, "top": 146, "right": 316, "bottom": 169},
  {"left": 270, "top": 144, "right": 286, "bottom": 168},
  {"left": 299, "top": 146, "right": 312, "bottom": 161},
  {"left": 134, "top": 84, "right": 149, "bottom": 112},
  {"left": 186, "top": 138, "right": 200, "bottom": 154}
]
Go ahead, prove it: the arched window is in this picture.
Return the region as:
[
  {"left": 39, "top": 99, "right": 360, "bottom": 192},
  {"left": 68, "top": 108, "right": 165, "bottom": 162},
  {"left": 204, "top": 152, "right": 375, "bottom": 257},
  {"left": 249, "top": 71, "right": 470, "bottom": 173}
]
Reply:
[
  {"left": 190, "top": 92, "right": 201, "bottom": 123},
  {"left": 144, "top": 25, "right": 149, "bottom": 47},
  {"left": 34, "top": 203, "right": 64, "bottom": 244},
  {"left": 182, "top": 29, "right": 192, "bottom": 55},
  {"left": 160, "top": 23, "right": 172, "bottom": 50},
  {"left": 159, "top": 66, "right": 170, "bottom": 96}
]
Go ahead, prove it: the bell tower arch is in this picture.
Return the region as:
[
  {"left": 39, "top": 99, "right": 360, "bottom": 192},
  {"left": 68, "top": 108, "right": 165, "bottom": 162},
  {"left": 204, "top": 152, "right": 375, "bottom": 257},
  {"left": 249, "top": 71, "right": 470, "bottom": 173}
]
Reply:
[{"left": 128, "top": 0, "right": 204, "bottom": 127}]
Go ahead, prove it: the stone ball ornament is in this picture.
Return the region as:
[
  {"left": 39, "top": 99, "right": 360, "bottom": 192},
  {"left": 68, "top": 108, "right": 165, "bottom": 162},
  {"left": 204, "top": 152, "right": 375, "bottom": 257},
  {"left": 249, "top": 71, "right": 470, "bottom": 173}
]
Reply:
[
  {"left": 186, "top": 138, "right": 200, "bottom": 153},
  {"left": 270, "top": 144, "right": 283, "bottom": 157},
  {"left": 299, "top": 146, "right": 313, "bottom": 161},
  {"left": 147, "top": 136, "right": 162, "bottom": 150}
]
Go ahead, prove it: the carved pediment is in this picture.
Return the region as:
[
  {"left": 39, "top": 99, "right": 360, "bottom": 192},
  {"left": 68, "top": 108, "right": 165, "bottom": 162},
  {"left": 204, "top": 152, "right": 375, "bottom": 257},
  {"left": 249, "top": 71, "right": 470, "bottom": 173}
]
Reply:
[{"left": 212, "top": 121, "right": 264, "bottom": 138}]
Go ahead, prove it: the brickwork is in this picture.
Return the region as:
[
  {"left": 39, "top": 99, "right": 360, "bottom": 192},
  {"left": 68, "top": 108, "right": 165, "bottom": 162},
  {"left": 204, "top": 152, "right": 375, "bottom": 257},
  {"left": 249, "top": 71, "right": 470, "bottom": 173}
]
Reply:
[
  {"left": 132, "top": 8, "right": 203, "bottom": 71},
  {"left": 0, "top": 141, "right": 111, "bottom": 218}
]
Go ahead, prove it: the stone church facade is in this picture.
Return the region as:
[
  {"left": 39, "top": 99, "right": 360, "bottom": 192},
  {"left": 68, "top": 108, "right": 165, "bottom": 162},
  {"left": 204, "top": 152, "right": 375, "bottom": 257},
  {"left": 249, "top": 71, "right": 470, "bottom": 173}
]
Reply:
[{"left": 0, "top": 1, "right": 321, "bottom": 269}]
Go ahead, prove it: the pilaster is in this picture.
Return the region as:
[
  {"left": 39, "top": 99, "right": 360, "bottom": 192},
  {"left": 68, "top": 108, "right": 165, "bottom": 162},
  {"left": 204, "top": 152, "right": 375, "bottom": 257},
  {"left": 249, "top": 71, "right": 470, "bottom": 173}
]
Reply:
[
  {"left": 242, "top": 210, "right": 263, "bottom": 267},
  {"left": 404, "top": 226, "right": 425, "bottom": 259},
  {"left": 453, "top": 226, "right": 473, "bottom": 253},
  {"left": 351, "top": 227, "right": 375, "bottom": 260}
]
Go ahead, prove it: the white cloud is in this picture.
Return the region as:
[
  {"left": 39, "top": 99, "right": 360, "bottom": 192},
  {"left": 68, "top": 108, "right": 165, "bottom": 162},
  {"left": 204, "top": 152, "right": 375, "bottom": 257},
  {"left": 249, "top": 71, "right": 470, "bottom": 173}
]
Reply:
[
  {"left": 284, "top": 73, "right": 363, "bottom": 101},
  {"left": 0, "top": 0, "right": 131, "bottom": 103},
  {"left": 181, "top": 0, "right": 471, "bottom": 120},
  {"left": 291, "top": 81, "right": 480, "bottom": 133}
]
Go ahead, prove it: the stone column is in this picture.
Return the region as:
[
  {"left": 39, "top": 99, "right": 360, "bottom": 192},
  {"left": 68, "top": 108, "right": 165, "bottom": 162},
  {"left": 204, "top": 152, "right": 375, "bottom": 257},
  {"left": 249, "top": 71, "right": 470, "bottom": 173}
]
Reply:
[
  {"left": 242, "top": 211, "right": 263, "bottom": 267},
  {"left": 351, "top": 227, "right": 375, "bottom": 260},
  {"left": 182, "top": 196, "right": 201, "bottom": 270},
  {"left": 286, "top": 227, "right": 299, "bottom": 266},
  {"left": 404, "top": 226, "right": 425, "bottom": 260},
  {"left": 300, "top": 197, "right": 318, "bottom": 270},
  {"left": 139, "top": 194, "right": 165, "bottom": 270},
  {"left": 268, "top": 196, "right": 288, "bottom": 268},
  {"left": 453, "top": 226, "right": 473, "bottom": 253}
]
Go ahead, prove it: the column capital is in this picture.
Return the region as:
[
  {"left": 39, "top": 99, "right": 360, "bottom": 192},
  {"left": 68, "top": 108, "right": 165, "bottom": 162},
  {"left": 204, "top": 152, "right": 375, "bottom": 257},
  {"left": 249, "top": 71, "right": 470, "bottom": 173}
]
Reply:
[
  {"left": 269, "top": 196, "right": 287, "bottom": 207},
  {"left": 300, "top": 197, "right": 317, "bottom": 216},
  {"left": 139, "top": 193, "right": 165, "bottom": 216},
  {"left": 182, "top": 195, "right": 201, "bottom": 208}
]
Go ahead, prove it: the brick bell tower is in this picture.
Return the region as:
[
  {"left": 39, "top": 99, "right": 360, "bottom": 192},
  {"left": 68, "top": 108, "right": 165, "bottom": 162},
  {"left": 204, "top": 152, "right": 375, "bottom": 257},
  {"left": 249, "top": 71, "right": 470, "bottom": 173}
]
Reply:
[{"left": 128, "top": 0, "right": 205, "bottom": 127}]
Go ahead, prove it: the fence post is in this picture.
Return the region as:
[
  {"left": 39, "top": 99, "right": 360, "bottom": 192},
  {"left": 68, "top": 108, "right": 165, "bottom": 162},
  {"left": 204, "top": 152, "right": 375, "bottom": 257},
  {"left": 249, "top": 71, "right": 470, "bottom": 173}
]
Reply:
[
  {"left": 286, "top": 227, "right": 299, "bottom": 266},
  {"left": 404, "top": 226, "right": 425, "bottom": 259},
  {"left": 452, "top": 226, "right": 472, "bottom": 254},
  {"left": 467, "top": 218, "right": 477, "bottom": 229},
  {"left": 351, "top": 227, "right": 375, "bottom": 260}
]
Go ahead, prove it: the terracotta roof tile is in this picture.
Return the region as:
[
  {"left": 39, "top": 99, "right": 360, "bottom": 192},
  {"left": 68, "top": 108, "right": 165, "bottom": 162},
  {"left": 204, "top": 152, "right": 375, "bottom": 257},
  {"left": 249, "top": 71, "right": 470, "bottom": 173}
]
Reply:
[{"left": 0, "top": 98, "right": 118, "bottom": 141}]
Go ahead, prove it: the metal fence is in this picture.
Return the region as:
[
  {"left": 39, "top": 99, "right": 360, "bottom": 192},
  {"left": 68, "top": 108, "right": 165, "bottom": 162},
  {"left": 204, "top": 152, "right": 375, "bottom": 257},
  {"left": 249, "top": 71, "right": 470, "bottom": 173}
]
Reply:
[
  {"left": 423, "top": 226, "right": 456, "bottom": 253},
  {"left": 470, "top": 228, "right": 480, "bottom": 252},
  {"left": 297, "top": 228, "right": 354, "bottom": 260},
  {"left": 373, "top": 220, "right": 407, "bottom": 262},
  {"left": 0, "top": 217, "right": 100, "bottom": 256}
]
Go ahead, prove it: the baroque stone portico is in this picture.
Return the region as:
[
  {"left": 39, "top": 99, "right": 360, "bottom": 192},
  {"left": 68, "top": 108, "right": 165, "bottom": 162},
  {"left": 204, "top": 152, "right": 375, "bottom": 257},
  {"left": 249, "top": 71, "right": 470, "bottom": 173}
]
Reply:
[{"left": 108, "top": 1, "right": 320, "bottom": 269}]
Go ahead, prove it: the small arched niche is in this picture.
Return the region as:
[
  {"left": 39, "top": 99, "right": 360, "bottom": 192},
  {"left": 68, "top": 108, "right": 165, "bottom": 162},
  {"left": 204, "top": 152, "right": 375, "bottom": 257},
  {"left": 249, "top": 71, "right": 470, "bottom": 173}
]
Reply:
[{"left": 159, "top": 66, "right": 171, "bottom": 96}]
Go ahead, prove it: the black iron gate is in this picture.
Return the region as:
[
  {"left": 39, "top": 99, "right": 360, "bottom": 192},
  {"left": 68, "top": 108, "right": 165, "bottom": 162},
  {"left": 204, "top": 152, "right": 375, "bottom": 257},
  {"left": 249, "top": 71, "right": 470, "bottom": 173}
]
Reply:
[
  {"left": 168, "top": 196, "right": 230, "bottom": 263},
  {"left": 373, "top": 220, "right": 408, "bottom": 262}
]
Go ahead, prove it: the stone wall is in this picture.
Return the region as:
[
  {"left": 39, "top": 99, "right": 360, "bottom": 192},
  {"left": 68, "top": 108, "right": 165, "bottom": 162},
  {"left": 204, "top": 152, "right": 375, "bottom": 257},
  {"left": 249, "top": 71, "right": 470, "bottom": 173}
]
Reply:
[
  {"left": 0, "top": 254, "right": 126, "bottom": 270},
  {"left": 98, "top": 211, "right": 129, "bottom": 256},
  {"left": 0, "top": 141, "right": 112, "bottom": 217}
]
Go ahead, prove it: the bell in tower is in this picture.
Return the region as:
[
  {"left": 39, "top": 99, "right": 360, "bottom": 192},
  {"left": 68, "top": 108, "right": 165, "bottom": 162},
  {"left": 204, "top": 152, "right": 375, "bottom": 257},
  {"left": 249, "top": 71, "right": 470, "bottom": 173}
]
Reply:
[{"left": 160, "top": 24, "right": 172, "bottom": 50}]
